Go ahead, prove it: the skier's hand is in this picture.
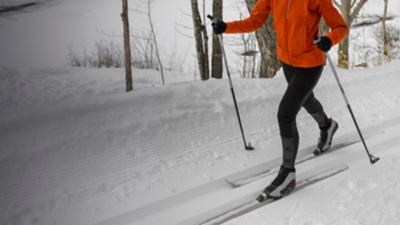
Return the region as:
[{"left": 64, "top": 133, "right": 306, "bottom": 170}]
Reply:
[
  {"left": 315, "top": 36, "right": 332, "bottom": 52},
  {"left": 212, "top": 20, "right": 227, "bottom": 35}
]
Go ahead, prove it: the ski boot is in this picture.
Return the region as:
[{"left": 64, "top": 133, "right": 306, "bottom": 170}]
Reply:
[
  {"left": 313, "top": 119, "right": 339, "bottom": 155},
  {"left": 257, "top": 166, "right": 296, "bottom": 202}
]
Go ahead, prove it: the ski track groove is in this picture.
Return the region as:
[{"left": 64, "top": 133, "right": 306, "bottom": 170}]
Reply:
[
  {"left": 0, "top": 99, "right": 367, "bottom": 209},
  {"left": 0, "top": 112, "right": 384, "bottom": 209},
  {"left": 87, "top": 118, "right": 400, "bottom": 225},
  {"left": 0, "top": 104, "right": 281, "bottom": 208},
  {"left": 2, "top": 93, "right": 399, "bottom": 223}
]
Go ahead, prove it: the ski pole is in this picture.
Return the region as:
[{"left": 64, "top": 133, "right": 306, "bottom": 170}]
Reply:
[
  {"left": 325, "top": 53, "right": 379, "bottom": 164},
  {"left": 208, "top": 15, "right": 254, "bottom": 151}
]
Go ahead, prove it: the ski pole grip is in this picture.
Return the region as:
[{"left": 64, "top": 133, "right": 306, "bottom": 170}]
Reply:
[
  {"left": 313, "top": 37, "right": 321, "bottom": 44},
  {"left": 207, "top": 14, "right": 217, "bottom": 23}
]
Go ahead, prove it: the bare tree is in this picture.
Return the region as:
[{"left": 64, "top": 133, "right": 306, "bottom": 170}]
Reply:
[
  {"left": 334, "top": 0, "right": 368, "bottom": 68},
  {"left": 145, "top": 0, "right": 164, "bottom": 84},
  {"left": 228, "top": 10, "right": 259, "bottom": 78},
  {"left": 121, "top": 0, "right": 133, "bottom": 92},
  {"left": 191, "top": 0, "right": 210, "bottom": 81},
  {"left": 244, "top": 0, "right": 280, "bottom": 78},
  {"left": 382, "top": 0, "right": 389, "bottom": 56},
  {"left": 132, "top": 0, "right": 165, "bottom": 84},
  {"left": 319, "top": 19, "right": 330, "bottom": 37},
  {"left": 131, "top": 31, "right": 158, "bottom": 70},
  {"left": 238, "top": 32, "right": 258, "bottom": 78},
  {"left": 211, "top": 0, "right": 223, "bottom": 79}
]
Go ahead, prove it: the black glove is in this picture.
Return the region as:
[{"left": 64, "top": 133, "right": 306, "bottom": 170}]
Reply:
[
  {"left": 315, "top": 36, "right": 332, "bottom": 52},
  {"left": 211, "top": 20, "right": 227, "bottom": 35}
]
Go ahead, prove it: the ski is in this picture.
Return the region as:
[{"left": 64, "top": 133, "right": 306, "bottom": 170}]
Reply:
[
  {"left": 201, "top": 164, "right": 349, "bottom": 225},
  {"left": 226, "top": 139, "right": 360, "bottom": 188}
]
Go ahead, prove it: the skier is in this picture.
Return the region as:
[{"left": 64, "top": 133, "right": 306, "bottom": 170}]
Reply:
[{"left": 211, "top": 0, "right": 348, "bottom": 200}]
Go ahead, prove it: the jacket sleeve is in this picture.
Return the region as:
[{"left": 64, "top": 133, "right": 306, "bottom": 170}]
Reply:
[
  {"left": 319, "top": 0, "right": 349, "bottom": 45},
  {"left": 225, "top": 0, "right": 270, "bottom": 34}
]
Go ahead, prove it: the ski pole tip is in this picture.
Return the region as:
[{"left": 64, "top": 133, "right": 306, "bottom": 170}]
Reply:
[
  {"left": 246, "top": 143, "right": 254, "bottom": 151},
  {"left": 370, "top": 155, "right": 380, "bottom": 164}
]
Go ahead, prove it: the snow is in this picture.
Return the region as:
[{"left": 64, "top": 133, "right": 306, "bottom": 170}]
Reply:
[
  {"left": 2, "top": 62, "right": 400, "bottom": 225},
  {"left": 1, "top": 1, "right": 400, "bottom": 225}
]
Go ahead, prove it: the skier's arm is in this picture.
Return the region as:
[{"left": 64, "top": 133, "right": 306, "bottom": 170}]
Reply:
[
  {"left": 225, "top": 0, "right": 270, "bottom": 34},
  {"left": 319, "top": 0, "right": 349, "bottom": 45}
]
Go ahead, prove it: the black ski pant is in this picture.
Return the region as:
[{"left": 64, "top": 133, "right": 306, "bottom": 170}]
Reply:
[{"left": 278, "top": 62, "right": 330, "bottom": 169}]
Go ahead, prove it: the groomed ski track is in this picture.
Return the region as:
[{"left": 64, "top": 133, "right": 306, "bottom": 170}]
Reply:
[
  {"left": 102, "top": 117, "right": 400, "bottom": 225},
  {"left": 2, "top": 64, "right": 400, "bottom": 225}
]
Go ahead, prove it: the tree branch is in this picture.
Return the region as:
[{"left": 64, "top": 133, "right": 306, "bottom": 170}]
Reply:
[
  {"left": 333, "top": 0, "right": 341, "bottom": 9},
  {"left": 0, "top": 2, "right": 36, "bottom": 14},
  {"left": 350, "top": 0, "right": 368, "bottom": 24}
]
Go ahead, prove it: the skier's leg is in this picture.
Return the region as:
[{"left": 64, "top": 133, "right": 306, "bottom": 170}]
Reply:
[
  {"left": 264, "top": 63, "right": 322, "bottom": 199},
  {"left": 301, "top": 68, "right": 339, "bottom": 153},
  {"left": 300, "top": 64, "right": 330, "bottom": 128},
  {"left": 303, "top": 92, "right": 330, "bottom": 128},
  {"left": 277, "top": 63, "right": 323, "bottom": 169}
]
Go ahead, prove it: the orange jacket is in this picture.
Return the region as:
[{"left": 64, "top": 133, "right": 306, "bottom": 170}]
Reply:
[{"left": 225, "top": 0, "right": 348, "bottom": 68}]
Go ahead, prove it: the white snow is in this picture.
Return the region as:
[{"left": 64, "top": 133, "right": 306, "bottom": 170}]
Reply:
[{"left": 1, "top": 1, "right": 400, "bottom": 225}]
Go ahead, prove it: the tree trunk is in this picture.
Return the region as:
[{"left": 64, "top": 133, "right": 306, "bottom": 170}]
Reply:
[
  {"left": 382, "top": 0, "right": 389, "bottom": 56},
  {"left": 335, "top": 0, "right": 368, "bottom": 68},
  {"left": 211, "top": 0, "right": 223, "bottom": 79},
  {"left": 319, "top": 19, "right": 330, "bottom": 37},
  {"left": 121, "top": 0, "right": 133, "bottom": 91},
  {"left": 146, "top": 0, "right": 165, "bottom": 84},
  {"left": 337, "top": 0, "right": 351, "bottom": 68},
  {"left": 191, "top": 0, "right": 209, "bottom": 81},
  {"left": 244, "top": 0, "right": 280, "bottom": 78}
]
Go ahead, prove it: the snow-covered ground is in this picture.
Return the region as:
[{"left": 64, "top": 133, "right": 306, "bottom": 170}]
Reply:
[
  {"left": 2, "top": 61, "right": 400, "bottom": 225},
  {"left": 1, "top": 1, "right": 400, "bottom": 225}
]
